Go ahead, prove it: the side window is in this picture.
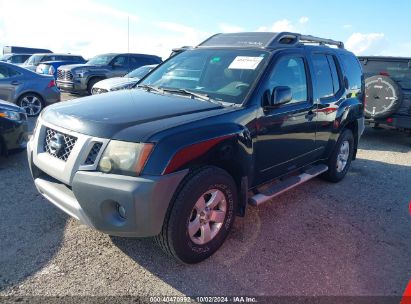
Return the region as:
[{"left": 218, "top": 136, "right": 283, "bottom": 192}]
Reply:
[
  {"left": 340, "top": 54, "right": 362, "bottom": 91},
  {"left": 112, "top": 56, "right": 127, "bottom": 66},
  {"left": 0, "top": 66, "right": 10, "bottom": 79},
  {"left": 312, "top": 54, "right": 334, "bottom": 99},
  {"left": 327, "top": 55, "right": 341, "bottom": 94},
  {"left": 267, "top": 57, "right": 308, "bottom": 104},
  {"left": 7, "top": 67, "right": 20, "bottom": 77}
]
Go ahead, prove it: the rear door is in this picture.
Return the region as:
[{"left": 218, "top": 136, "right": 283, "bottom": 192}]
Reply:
[
  {"left": 308, "top": 52, "right": 346, "bottom": 149},
  {"left": 0, "top": 64, "right": 22, "bottom": 102}
]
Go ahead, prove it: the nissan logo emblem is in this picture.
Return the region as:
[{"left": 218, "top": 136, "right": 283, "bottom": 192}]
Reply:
[{"left": 49, "top": 134, "right": 64, "bottom": 155}]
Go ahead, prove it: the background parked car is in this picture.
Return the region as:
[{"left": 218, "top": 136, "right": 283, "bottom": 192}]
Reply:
[
  {"left": 0, "top": 61, "right": 60, "bottom": 117},
  {"left": 22, "top": 54, "right": 85, "bottom": 72},
  {"left": 36, "top": 57, "right": 87, "bottom": 79},
  {"left": 56, "top": 53, "right": 162, "bottom": 95},
  {"left": 91, "top": 64, "right": 158, "bottom": 94},
  {"left": 359, "top": 56, "right": 411, "bottom": 133},
  {"left": 3, "top": 46, "right": 52, "bottom": 55},
  {"left": 0, "top": 99, "right": 28, "bottom": 156},
  {"left": 0, "top": 54, "right": 32, "bottom": 65}
]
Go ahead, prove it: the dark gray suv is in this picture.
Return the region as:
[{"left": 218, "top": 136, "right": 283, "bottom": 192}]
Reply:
[{"left": 56, "top": 53, "right": 162, "bottom": 95}]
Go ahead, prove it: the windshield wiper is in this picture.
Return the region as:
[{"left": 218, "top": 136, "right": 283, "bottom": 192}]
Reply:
[
  {"left": 136, "top": 84, "right": 165, "bottom": 94},
  {"left": 162, "top": 88, "right": 226, "bottom": 105}
]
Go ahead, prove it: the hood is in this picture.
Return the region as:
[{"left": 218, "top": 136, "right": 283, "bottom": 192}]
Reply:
[
  {"left": 0, "top": 99, "right": 24, "bottom": 112},
  {"left": 59, "top": 63, "right": 108, "bottom": 71},
  {"left": 93, "top": 77, "right": 138, "bottom": 91},
  {"left": 42, "top": 89, "right": 224, "bottom": 139}
]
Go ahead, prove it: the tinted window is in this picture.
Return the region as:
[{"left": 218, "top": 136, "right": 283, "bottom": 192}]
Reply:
[
  {"left": 0, "top": 66, "right": 10, "bottom": 78},
  {"left": 340, "top": 53, "right": 362, "bottom": 91},
  {"left": 360, "top": 59, "right": 411, "bottom": 89},
  {"left": 0, "top": 66, "right": 19, "bottom": 78},
  {"left": 267, "top": 57, "right": 308, "bottom": 104},
  {"left": 312, "top": 54, "right": 334, "bottom": 99},
  {"left": 112, "top": 56, "right": 128, "bottom": 66},
  {"left": 327, "top": 55, "right": 340, "bottom": 93}
]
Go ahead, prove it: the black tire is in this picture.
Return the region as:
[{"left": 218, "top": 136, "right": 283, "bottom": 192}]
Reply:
[
  {"left": 155, "top": 166, "right": 237, "bottom": 264},
  {"left": 87, "top": 78, "right": 103, "bottom": 95},
  {"left": 365, "top": 75, "right": 402, "bottom": 119},
  {"left": 18, "top": 93, "right": 44, "bottom": 117},
  {"left": 321, "top": 129, "right": 354, "bottom": 183}
]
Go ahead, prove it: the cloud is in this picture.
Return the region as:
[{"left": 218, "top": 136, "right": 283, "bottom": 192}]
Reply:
[
  {"left": 343, "top": 24, "right": 353, "bottom": 29},
  {"left": 299, "top": 17, "right": 309, "bottom": 24},
  {"left": 219, "top": 23, "right": 245, "bottom": 33},
  {"left": 0, "top": 0, "right": 208, "bottom": 59},
  {"left": 345, "top": 32, "right": 386, "bottom": 55},
  {"left": 257, "top": 19, "right": 294, "bottom": 32}
]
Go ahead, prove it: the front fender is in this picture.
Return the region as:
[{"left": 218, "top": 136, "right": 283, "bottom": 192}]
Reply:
[{"left": 143, "top": 123, "right": 254, "bottom": 180}]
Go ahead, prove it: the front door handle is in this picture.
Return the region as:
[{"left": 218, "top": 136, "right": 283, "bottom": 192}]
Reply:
[
  {"left": 10, "top": 80, "right": 21, "bottom": 86},
  {"left": 305, "top": 110, "right": 316, "bottom": 120}
]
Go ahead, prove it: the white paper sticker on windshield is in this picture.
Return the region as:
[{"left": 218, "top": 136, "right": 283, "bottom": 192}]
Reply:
[{"left": 228, "top": 56, "right": 263, "bottom": 70}]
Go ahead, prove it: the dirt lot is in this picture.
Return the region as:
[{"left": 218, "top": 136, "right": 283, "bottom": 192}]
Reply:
[{"left": 0, "top": 96, "right": 411, "bottom": 298}]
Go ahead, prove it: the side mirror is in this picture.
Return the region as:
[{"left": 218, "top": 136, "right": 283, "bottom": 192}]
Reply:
[
  {"left": 270, "top": 86, "right": 292, "bottom": 106},
  {"left": 112, "top": 62, "right": 123, "bottom": 68}
]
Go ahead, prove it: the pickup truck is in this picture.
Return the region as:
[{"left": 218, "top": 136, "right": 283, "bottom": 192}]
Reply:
[{"left": 28, "top": 32, "right": 365, "bottom": 264}]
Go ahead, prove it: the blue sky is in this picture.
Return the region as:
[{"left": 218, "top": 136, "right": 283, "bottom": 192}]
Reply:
[{"left": 0, "top": 0, "right": 410, "bottom": 59}]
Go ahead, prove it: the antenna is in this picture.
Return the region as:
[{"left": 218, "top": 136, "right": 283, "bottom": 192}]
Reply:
[{"left": 127, "top": 16, "right": 130, "bottom": 77}]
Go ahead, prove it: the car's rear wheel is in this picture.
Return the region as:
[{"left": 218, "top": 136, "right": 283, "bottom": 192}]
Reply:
[
  {"left": 155, "top": 166, "right": 237, "bottom": 264},
  {"left": 18, "top": 93, "right": 44, "bottom": 117},
  {"left": 321, "top": 129, "right": 354, "bottom": 183}
]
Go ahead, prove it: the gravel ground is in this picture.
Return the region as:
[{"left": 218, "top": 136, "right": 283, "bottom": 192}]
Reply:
[{"left": 0, "top": 96, "right": 411, "bottom": 298}]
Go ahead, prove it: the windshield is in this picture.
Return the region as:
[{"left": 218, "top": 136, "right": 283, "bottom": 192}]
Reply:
[
  {"left": 125, "top": 65, "right": 156, "bottom": 78},
  {"left": 87, "top": 54, "right": 116, "bottom": 65},
  {"left": 140, "top": 49, "right": 269, "bottom": 104},
  {"left": 25, "top": 55, "right": 43, "bottom": 65}
]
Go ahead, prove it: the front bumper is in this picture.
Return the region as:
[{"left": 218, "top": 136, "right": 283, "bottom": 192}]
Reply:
[
  {"left": 56, "top": 78, "right": 87, "bottom": 94},
  {"left": 30, "top": 167, "right": 186, "bottom": 237},
  {"left": 27, "top": 119, "right": 187, "bottom": 237}
]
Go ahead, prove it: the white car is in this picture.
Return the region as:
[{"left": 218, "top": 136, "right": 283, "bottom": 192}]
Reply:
[{"left": 91, "top": 64, "right": 158, "bottom": 95}]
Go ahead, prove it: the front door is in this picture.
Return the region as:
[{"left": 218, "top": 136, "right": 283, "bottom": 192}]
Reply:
[{"left": 254, "top": 51, "right": 317, "bottom": 185}]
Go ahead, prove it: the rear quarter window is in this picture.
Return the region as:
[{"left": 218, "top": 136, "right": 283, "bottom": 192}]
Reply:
[{"left": 339, "top": 53, "right": 363, "bottom": 92}]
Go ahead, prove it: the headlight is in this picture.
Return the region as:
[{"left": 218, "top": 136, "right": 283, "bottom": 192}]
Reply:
[
  {"left": 0, "top": 111, "right": 21, "bottom": 121},
  {"left": 98, "top": 141, "right": 154, "bottom": 176},
  {"left": 75, "top": 69, "right": 87, "bottom": 78},
  {"left": 111, "top": 83, "right": 134, "bottom": 91}
]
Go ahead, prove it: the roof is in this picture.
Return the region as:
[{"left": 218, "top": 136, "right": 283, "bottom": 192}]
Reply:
[
  {"left": 197, "top": 32, "right": 344, "bottom": 49},
  {"left": 358, "top": 56, "right": 411, "bottom": 61}
]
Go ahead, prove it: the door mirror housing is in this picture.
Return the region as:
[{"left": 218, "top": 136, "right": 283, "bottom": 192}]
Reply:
[{"left": 270, "top": 86, "right": 292, "bottom": 106}]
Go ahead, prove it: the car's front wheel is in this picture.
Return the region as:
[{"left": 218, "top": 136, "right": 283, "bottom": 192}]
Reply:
[{"left": 155, "top": 166, "right": 237, "bottom": 264}]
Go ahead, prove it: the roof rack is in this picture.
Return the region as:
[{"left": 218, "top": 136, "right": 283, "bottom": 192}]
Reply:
[{"left": 197, "top": 32, "right": 345, "bottom": 49}]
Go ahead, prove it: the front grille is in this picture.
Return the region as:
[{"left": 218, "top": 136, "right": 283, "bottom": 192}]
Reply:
[
  {"left": 57, "top": 69, "right": 73, "bottom": 81},
  {"left": 91, "top": 88, "right": 108, "bottom": 95},
  {"left": 44, "top": 128, "right": 77, "bottom": 161},
  {"left": 84, "top": 142, "right": 103, "bottom": 165}
]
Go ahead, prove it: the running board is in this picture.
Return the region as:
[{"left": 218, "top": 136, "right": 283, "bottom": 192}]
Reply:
[{"left": 249, "top": 164, "right": 328, "bottom": 206}]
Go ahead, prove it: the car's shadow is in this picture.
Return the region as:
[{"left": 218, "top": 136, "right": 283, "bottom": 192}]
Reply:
[
  {"left": 360, "top": 127, "right": 411, "bottom": 153},
  {"left": 112, "top": 157, "right": 411, "bottom": 296},
  {"left": 0, "top": 151, "right": 67, "bottom": 292}
]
